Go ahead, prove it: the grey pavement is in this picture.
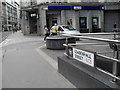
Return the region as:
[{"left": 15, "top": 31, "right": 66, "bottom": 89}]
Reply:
[
  {"left": 2, "top": 31, "right": 120, "bottom": 88},
  {"left": 0, "top": 31, "right": 12, "bottom": 43},
  {"left": 2, "top": 31, "right": 76, "bottom": 88}
]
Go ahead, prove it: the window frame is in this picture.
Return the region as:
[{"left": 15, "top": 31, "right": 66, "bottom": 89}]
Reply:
[
  {"left": 92, "top": 17, "right": 99, "bottom": 29},
  {"left": 79, "top": 17, "right": 87, "bottom": 28}
]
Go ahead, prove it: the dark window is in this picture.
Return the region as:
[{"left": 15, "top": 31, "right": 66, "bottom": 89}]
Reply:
[
  {"left": 92, "top": 17, "right": 99, "bottom": 29},
  {"left": 80, "top": 17, "right": 87, "bottom": 28},
  {"left": 58, "top": 27, "right": 63, "bottom": 31},
  {"left": 52, "top": 18, "right": 57, "bottom": 26},
  {"left": 62, "top": 26, "right": 76, "bottom": 31}
]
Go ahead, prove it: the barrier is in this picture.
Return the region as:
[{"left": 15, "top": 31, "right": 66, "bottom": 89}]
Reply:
[
  {"left": 46, "top": 36, "right": 76, "bottom": 50},
  {"left": 57, "top": 33, "right": 120, "bottom": 88},
  {"left": 62, "top": 33, "right": 120, "bottom": 82}
]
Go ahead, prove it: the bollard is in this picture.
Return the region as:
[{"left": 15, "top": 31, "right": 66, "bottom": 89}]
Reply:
[
  {"left": 113, "top": 33, "right": 116, "bottom": 40},
  {"left": 112, "top": 44, "right": 119, "bottom": 82},
  {"left": 65, "top": 37, "right": 68, "bottom": 56},
  {"left": 112, "top": 30, "right": 119, "bottom": 82}
]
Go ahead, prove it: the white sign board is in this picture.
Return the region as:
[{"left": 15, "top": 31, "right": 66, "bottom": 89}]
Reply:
[
  {"left": 73, "top": 48, "right": 94, "bottom": 67},
  {"left": 73, "top": 6, "right": 81, "bottom": 10}
]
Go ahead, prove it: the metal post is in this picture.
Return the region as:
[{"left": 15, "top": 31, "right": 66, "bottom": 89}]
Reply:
[
  {"left": 112, "top": 31, "right": 119, "bottom": 82},
  {"left": 65, "top": 37, "right": 69, "bottom": 56},
  {"left": 114, "top": 33, "right": 116, "bottom": 40},
  {"left": 112, "top": 44, "right": 118, "bottom": 82}
]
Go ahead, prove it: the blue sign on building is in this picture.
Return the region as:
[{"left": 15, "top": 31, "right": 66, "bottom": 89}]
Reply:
[
  {"left": 48, "top": 6, "right": 72, "bottom": 10},
  {"left": 81, "top": 6, "right": 104, "bottom": 10},
  {"left": 48, "top": 6, "right": 104, "bottom": 10}
]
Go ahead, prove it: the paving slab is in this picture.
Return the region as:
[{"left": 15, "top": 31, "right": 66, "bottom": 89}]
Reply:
[
  {"left": 2, "top": 31, "right": 120, "bottom": 88},
  {"left": 2, "top": 32, "right": 76, "bottom": 88}
]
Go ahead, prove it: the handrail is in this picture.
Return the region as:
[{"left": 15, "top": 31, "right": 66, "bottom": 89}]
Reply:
[
  {"left": 64, "top": 42, "right": 111, "bottom": 47},
  {"left": 64, "top": 49, "right": 120, "bottom": 81},
  {"left": 71, "top": 32, "right": 120, "bottom": 36},
  {"left": 62, "top": 33, "right": 120, "bottom": 82},
  {"left": 97, "top": 54, "right": 120, "bottom": 63},
  {"left": 63, "top": 43, "right": 120, "bottom": 63},
  {"left": 96, "top": 67, "right": 120, "bottom": 81},
  {"left": 62, "top": 34, "right": 120, "bottom": 44}
]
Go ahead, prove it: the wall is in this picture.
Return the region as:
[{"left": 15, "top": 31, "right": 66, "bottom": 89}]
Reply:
[
  {"left": 81, "top": 0, "right": 99, "bottom": 2},
  {"left": 47, "top": 14, "right": 61, "bottom": 28},
  {"left": 20, "top": 2, "right": 120, "bottom": 35},
  {"left": 47, "top": 11, "right": 61, "bottom": 29},
  {"left": 80, "top": 10, "right": 103, "bottom": 32},
  {"left": 20, "top": 0, "right": 120, "bottom": 7},
  {"left": 65, "top": 11, "right": 76, "bottom": 28},
  {"left": 20, "top": 0, "right": 31, "bottom": 7},
  {"left": 104, "top": 11, "right": 119, "bottom": 32},
  {"left": 104, "top": 0, "right": 120, "bottom": 2}
]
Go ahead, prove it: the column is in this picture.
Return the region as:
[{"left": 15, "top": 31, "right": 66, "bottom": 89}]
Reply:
[
  {"left": 75, "top": 11, "right": 80, "bottom": 31},
  {"left": 21, "top": 11, "right": 25, "bottom": 35},
  {"left": 61, "top": 10, "right": 66, "bottom": 25},
  {"left": 38, "top": 6, "right": 47, "bottom": 35},
  {"left": 88, "top": 11, "right": 92, "bottom": 33},
  {"left": 21, "top": 11, "right": 28, "bottom": 35},
  {"left": 101, "top": 10, "right": 105, "bottom": 32}
]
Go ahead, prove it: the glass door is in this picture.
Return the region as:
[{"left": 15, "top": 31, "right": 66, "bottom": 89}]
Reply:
[{"left": 92, "top": 17, "right": 98, "bottom": 29}]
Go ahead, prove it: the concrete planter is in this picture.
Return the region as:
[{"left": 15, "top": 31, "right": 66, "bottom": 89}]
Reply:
[{"left": 46, "top": 36, "right": 76, "bottom": 50}]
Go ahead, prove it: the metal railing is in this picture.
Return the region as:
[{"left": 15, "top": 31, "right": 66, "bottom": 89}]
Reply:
[{"left": 62, "top": 32, "right": 120, "bottom": 82}]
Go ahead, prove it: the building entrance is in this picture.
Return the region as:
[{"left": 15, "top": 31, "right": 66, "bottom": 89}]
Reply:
[
  {"left": 29, "top": 12, "right": 37, "bottom": 34},
  {"left": 46, "top": 11, "right": 61, "bottom": 30}
]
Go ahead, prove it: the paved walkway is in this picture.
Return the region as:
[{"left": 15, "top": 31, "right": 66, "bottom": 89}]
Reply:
[{"left": 2, "top": 31, "right": 76, "bottom": 88}]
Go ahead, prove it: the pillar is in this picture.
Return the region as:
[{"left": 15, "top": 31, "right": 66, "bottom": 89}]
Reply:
[
  {"left": 75, "top": 11, "right": 80, "bottom": 31},
  {"left": 101, "top": 10, "right": 104, "bottom": 32},
  {"left": 61, "top": 10, "right": 66, "bottom": 25},
  {"left": 21, "top": 11, "right": 25, "bottom": 34},
  {"left": 21, "top": 11, "right": 29, "bottom": 35},
  {"left": 38, "top": 6, "right": 47, "bottom": 35},
  {"left": 88, "top": 11, "right": 92, "bottom": 33}
]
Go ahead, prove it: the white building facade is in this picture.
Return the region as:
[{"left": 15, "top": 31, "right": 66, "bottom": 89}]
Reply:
[
  {"left": 1, "top": 0, "right": 19, "bottom": 31},
  {"left": 20, "top": 0, "right": 120, "bottom": 35}
]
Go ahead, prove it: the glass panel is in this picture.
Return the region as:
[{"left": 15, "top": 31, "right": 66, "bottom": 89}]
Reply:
[
  {"left": 62, "top": 26, "right": 76, "bottom": 30},
  {"left": 92, "top": 17, "right": 98, "bottom": 29},
  {"left": 80, "top": 17, "right": 87, "bottom": 28}
]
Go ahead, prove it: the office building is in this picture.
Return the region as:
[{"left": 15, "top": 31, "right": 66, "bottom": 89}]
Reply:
[
  {"left": 20, "top": 0, "right": 120, "bottom": 35},
  {"left": 1, "top": 0, "right": 19, "bottom": 31}
]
